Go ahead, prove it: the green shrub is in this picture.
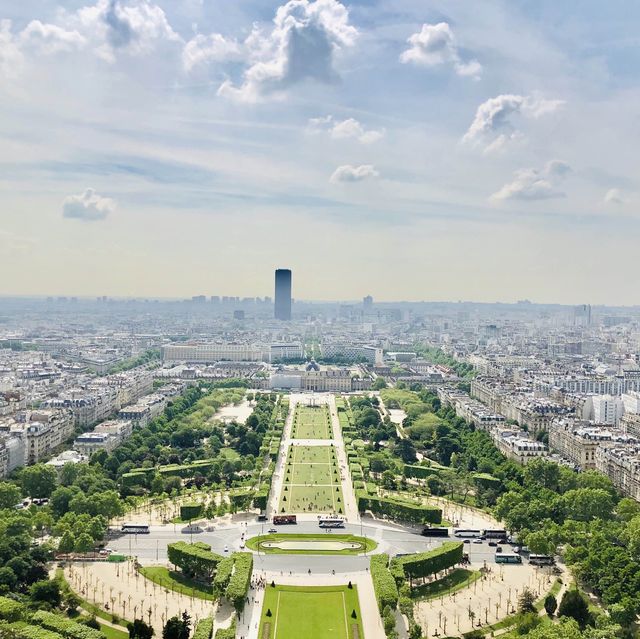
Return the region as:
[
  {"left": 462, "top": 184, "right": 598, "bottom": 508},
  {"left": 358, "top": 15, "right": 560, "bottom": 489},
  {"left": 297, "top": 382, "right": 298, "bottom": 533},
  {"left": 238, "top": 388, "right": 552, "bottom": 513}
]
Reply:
[
  {"left": 392, "top": 542, "right": 463, "bottom": 582},
  {"left": 167, "top": 542, "right": 223, "bottom": 581},
  {"left": 225, "top": 553, "right": 253, "bottom": 613},
  {"left": 31, "top": 612, "right": 105, "bottom": 639},
  {"left": 370, "top": 555, "right": 398, "bottom": 612},
  {"left": 0, "top": 597, "right": 25, "bottom": 622},
  {"left": 192, "top": 617, "right": 213, "bottom": 639},
  {"left": 213, "top": 557, "right": 234, "bottom": 594},
  {"left": 213, "top": 619, "right": 236, "bottom": 639},
  {"left": 357, "top": 492, "right": 442, "bottom": 524},
  {"left": 180, "top": 503, "right": 203, "bottom": 521}
]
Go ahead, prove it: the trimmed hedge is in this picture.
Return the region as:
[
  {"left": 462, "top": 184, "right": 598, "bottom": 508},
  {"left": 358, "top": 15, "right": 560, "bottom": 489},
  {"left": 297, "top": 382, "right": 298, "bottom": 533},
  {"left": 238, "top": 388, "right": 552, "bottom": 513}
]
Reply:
[
  {"left": 9, "top": 623, "right": 64, "bottom": 639},
  {"left": 357, "top": 492, "right": 442, "bottom": 524},
  {"left": 31, "top": 612, "right": 105, "bottom": 639},
  {"left": 213, "top": 557, "right": 234, "bottom": 594},
  {"left": 167, "top": 542, "right": 223, "bottom": 581},
  {"left": 0, "top": 597, "right": 25, "bottom": 622},
  {"left": 192, "top": 617, "right": 213, "bottom": 639},
  {"left": 370, "top": 554, "right": 398, "bottom": 612},
  {"left": 213, "top": 619, "right": 236, "bottom": 639},
  {"left": 225, "top": 553, "right": 253, "bottom": 613},
  {"left": 391, "top": 542, "right": 463, "bottom": 582},
  {"left": 403, "top": 464, "right": 445, "bottom": 479},
  {"left": 180, "top": 503, "right": 203, "bottom": 521}
]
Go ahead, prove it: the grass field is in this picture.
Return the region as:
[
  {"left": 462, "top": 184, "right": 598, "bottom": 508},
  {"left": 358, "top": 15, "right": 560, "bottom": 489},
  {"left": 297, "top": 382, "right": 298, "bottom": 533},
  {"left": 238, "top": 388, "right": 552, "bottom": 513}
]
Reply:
[
  {"left": 292, "top": 405, "right": 332, "bottom": 439},
  {"left": 258, "top": 584, "right": 364, "bottom": 639},
  {"left": 411, "top": 568, "right": 481, "bottom": 601},
  {"left": 279, "top": 445, "right": 344, "bottom": 514},
  {"left": 139, "top": 566, "right": 216, "bottom": 601},
  {"left": 246, "top": 533, "right": 377, "bottom": 555}
]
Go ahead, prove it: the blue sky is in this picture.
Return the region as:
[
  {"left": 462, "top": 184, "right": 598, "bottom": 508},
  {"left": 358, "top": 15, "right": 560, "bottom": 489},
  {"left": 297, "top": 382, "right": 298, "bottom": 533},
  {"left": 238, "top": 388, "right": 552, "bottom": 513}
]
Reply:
[{"left": 0, "top": 0, "right": 638, "bottom": 302}]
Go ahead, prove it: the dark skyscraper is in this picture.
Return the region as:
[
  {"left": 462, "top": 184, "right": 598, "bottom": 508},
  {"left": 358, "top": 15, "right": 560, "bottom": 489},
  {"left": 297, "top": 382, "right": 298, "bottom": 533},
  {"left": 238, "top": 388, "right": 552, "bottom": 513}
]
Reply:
[{"left": 274, "top": 269, "right": 292, "bottom": 320}]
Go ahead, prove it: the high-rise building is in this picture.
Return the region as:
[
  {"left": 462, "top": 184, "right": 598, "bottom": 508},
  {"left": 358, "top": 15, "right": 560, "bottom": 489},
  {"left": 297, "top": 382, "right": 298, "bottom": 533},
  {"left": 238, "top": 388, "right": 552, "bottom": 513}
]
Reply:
[
  {"left": 274, "top": 269, "right": 292, "bottom": 320},
  {"left": 363, "top": 295, "right": 373, "bottom": 311}
]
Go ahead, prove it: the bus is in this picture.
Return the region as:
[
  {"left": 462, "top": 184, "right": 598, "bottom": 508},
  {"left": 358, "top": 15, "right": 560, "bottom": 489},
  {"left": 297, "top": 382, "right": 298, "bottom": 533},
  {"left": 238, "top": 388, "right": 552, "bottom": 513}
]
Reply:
[
  {"left": 421, "top": 527, "right": 449, "bottom": 537},
  {"left": 318, "top": 516, "right": 345, "bottom": 528},
  {"left": 273, "top": 515, "right": 297, "bottom": 525},
  {"left": 483, "top": 529, "right": 508, "bottom": 540},
  {"left": 454, "top": 529, "right": 482, "bottom": 538},
  {"left": 495, "top": 553, "right": 522, "bottom": 564},
  {"left": 121, "top": 523, "right": 150, "bottom": 534},
  {"left": 529, "top": 554, "right": 555, "bottom": 566}
]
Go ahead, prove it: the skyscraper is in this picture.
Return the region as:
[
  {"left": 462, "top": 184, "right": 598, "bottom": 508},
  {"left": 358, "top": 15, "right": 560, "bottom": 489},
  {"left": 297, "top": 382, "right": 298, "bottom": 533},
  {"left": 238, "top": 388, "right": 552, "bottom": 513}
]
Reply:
[{"left": 274, "top": 269, "right": 292, "bottom": 320}]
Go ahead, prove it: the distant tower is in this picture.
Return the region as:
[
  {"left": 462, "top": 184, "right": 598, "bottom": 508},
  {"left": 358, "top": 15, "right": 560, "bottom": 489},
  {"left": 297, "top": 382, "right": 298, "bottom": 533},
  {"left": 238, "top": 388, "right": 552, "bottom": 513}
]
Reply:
[
  {"left": 274, "top": 269, "right": 292, "bottom": 321},
  {"left": 363, "top": 295, "right": 373, "bottom": 312}
]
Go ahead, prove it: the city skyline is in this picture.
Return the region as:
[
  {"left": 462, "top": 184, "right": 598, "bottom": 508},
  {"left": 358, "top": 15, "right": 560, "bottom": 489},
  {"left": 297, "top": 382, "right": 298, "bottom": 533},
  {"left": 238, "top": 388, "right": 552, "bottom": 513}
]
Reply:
[{"left": 1, "top": 1, "right": 639, "bottom": 303}]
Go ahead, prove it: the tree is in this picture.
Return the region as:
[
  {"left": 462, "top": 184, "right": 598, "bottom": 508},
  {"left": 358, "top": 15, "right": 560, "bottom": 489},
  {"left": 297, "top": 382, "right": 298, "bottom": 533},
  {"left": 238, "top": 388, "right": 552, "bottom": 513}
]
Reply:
[
  {"left": 128, "top": 619, "right": 155, "bottom": 639},
  {"left": 162, "top": 612, "right": 190, "bottom": 639},
  {"left": 65, "top": 592, "right": 82, "bottom": 614},
  {"left": 544, "top": 594, "right": 557, "bottom": 617},
  {"left": 0, "top": 482, "right": 21, "bottom": 509},
  {"left": 74, "top": 533, "right": 94, "bottom": 554},
  {"left": 372, "top": 378, "right": 387, "bottom": 390},
  {"left": 518, "top": 588, "right": 536, "bottom": 614},
  {"left": 58, "top": 531, "right": 75, "bottom": 554},
  {"left": 29, "top": 580, "right": 62, "bottom": 608},
  {"left": 0, "top": 567, "right": 17, "bottom": 590},
  {"left": 562, "top": 488, "right": 615, "bottom": 522},
  {"left": 617, "top": 498, "right": 640, "bottom": 522},
  {"left": 20, "top": 465, "right": 57, "bottom": 499},
  {"left": 381, "top": 471, "right": 396, "bottom": 490},
  {"left": 558, "top": 589, "right": 591, "bottom": 628},
  {"left": 394, "top": 439, "right": 417, "bottom": 464}
]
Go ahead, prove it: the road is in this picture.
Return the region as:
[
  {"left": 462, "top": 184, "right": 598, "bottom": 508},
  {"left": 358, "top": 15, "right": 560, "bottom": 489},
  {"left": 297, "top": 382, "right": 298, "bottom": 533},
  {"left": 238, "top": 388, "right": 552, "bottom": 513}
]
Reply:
[{"left": 107, "top": 519, "right": 505, "bottom": 572}]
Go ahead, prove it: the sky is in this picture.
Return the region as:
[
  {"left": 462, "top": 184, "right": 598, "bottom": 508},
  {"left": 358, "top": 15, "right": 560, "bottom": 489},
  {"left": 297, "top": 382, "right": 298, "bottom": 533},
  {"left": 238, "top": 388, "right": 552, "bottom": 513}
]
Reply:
[{"left": 0, "top": 0, "right": 639, "bottom": 304}]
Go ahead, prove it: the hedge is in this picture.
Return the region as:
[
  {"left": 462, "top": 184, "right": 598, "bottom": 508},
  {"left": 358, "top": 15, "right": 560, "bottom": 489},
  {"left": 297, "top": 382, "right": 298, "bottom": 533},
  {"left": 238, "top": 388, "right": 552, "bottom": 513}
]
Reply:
[
  {"left": 192, "top": 617, "right": 213, "bottom": 639},
  {"left": 252, "top": 488, "right": 268, "bottom": 511},
  {"left": 403, "top": 464, "right": 444, "bottom": 479},
  {"left": 357, "top": 492, "right": 442, "bottom": 524},
  {"left": 9, "top": 623, "right": 65, "bottom": 639},
  {"left": 180, "top": 503, "right": 203, "bottom": 521},
  {"left": 225, "top": 553, "right": 253, "bottom": 613},
  {"left": 370, "top": 554, "right": 398, "bottom": 612},
  {"left": 0, "top": 597, "right": 25, "bottom": 622},
  {"left": 167, "top": 542, "right": 223, "bottom": 580},
  {"left": 31, "top": 613, "right": 105, "bottom": 639},
  {"left": 391, "top": 542, "right": 463, "bottom": 582},
  {"left": 213, "top": 619, "right": 236, "bottom": 639},
  {"left": 213, "top": 557, "right": 234, "bottom": 594}
]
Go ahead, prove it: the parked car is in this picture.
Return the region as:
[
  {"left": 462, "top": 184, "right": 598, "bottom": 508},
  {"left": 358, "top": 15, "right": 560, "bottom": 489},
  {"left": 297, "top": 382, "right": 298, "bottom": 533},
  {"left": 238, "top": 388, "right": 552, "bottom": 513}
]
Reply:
[
  {"left": 488, "top": 541, "right": 497, "bottom": 547},
  {"left": 223, "top": 545, "right": 229, "bottom": 553},
  {"left": 268, "top": 528, "right": 277, "bottom": 534},
  {"left": 473, "top": 539, "right": 483, "bottom": 544},
  {"left": 496, "top": 546, "right": 503, "bottom": 553}
]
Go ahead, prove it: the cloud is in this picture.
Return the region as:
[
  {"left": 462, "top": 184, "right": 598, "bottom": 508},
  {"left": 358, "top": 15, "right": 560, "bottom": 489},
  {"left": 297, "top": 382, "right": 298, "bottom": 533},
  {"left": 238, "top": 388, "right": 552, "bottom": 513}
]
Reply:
[
  {"left": 330, "top": 164, "right": 379, "bottom": 183},
  {"left": 463, "top": 94, "right": 564, "bottom": 151},
  {"left": 400, "top": 22, "right": 481, "bottom": 79},
  {"left": 218, "top": 0, "right": 357, "bottom": 102},
  {"left": 0, "top": 20, "right": 24, "bottom": 80},
  {"left": 491, "top": 160, "right": 571, "bottom": 202},
  {"left": 62, "top": 188, "right": 116, "bottom": 221},
  {"left": 604, "top": 188, "right": 623, "bottom": 205},
  {"left": 309, "top": 115, "right": 384, "bottom": 144},
  {"left": 70, "top": 0, "right": 180, "bottom": 63},
  {"left": 19, "top": 21, "right": 86, "bottom": 54},
  {"left": 182, "top": 33, "right": 241, "bottom": 72}
]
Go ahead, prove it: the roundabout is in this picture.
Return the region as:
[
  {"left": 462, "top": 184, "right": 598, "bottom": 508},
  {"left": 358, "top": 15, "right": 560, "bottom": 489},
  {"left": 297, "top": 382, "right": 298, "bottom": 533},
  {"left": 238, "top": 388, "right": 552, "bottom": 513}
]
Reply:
[{"left": 246, "top": 533, "right": 377, "bottom": 555}]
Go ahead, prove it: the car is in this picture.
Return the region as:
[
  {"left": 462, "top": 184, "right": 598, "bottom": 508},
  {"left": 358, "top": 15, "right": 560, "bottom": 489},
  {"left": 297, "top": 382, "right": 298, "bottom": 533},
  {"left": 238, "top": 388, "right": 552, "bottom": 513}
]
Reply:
[
  {"left": 239, "top": 542, "right": 245, "bottom": 549},
  {"left": 488, "top": 541, "right": 497, "bottom": 547},
  {"left": 223, "top": 545, "right": 229, "bottom": 553},
  {"left": 268, "top": 528, "right": 277, "bottom": 533},
  {"left": 513, "top": 546, "right": 521, "bottom": 554},
  {"left": 473, "top": 539, "right": 483, "bottom": 544},
  {"left": 463, "top": 539, "right": 470, "bottom": 544},
  {"left": 496, "top": 546, "right": 503, "bottom": 553}
]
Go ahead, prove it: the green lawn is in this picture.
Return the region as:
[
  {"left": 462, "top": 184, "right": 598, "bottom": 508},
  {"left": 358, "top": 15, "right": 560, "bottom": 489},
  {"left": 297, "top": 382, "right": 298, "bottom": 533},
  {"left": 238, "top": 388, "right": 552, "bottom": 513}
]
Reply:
[
  {"left": 98, "top": 623, "right": 129, "bottom": 639},
  {"left": 247, "top": 533, "right": 376, "bottom": 554},
  {"left": 259, "top": 584, "right": 363, "bottom": 639},
  {"left": 292, "top": 406, "right": 332, "bottom": 439},
  {"left": 411, "top": 568, "right": 481, "bottom": 601},
  {"left": 280, "top": 445, "right": 344, "bottom": 514},
  {"left": 139, "top": 566, "right": 216, "bottom": 601}
]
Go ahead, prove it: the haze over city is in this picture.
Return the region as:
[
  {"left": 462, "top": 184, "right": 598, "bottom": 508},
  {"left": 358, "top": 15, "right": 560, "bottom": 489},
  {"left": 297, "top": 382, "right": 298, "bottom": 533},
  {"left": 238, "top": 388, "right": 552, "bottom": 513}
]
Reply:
[{"left": 1, "top": 0, "right": 639, "bottom": 303}]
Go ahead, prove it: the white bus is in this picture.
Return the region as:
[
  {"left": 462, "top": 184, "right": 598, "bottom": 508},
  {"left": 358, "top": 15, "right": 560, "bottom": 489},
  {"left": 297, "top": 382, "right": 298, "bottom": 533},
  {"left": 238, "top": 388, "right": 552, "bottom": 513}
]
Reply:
[
  {"left": 318, "top": 516, "right": 346, "bottom": 528},
  {"left": 121, "top": 523, "right": 150, "bottom": 534},
  {"left": 454, "top": 529, "right": 482, "bottom": 538}
]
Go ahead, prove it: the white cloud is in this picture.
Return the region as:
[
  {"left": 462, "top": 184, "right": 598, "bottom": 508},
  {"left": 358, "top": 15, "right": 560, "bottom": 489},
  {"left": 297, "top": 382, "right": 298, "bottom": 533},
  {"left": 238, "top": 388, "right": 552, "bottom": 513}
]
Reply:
[
  {"left": 400, "top": 22, "right": 481, "bottom": 79},
  {"left": 62, "top": 188, "right": 116, "bottom": 221},
  {"left": 330, "top": 164, "right": 379, "bottom": 183},
  {"left": 20, "top": 21, "right": 86, "bottom": 54},
  {"left": 604, "top": 188, "right": 623, "bottom": 205},
  {"left": 218, "top": 0, "right": 358, "bottom": 102},
  {"left": 0, "top": 20, "right": 24, "bottom": 80},
  {"left": 69, "top": 0, "right": 180, "bottom": 63},
  {"left": 490, "top": 160, "right": 571, "bottom": 202},
  {"left": 309, "top": 115, "right": 385, "bottom": 144},
  {"left": 463, "top": 94, "right": 564, "bottom": 151},
  {"left": 182, "top": 33, "right": 241, "bottom": 72}
]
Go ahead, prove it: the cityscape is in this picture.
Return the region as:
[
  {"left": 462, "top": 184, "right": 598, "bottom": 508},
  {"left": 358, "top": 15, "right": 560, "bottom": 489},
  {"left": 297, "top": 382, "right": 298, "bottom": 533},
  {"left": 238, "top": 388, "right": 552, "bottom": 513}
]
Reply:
[{"left": 2, "top": 1, "right": 640, "bottom": 639}]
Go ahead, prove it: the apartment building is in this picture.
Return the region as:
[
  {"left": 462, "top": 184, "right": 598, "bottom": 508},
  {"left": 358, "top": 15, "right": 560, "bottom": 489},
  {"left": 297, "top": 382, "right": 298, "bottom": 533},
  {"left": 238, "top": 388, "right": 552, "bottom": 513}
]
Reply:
[
  {"left": 549, "top": 419, "right": 620, "bottom": 470},
  {"left": 596, "top": 443, "right": 640, "bottom": 501},
  {"left": 320, "top": 343, "right": 383, "bottom": 365},
  {"left": 163, "top": 342, "right": 269, "bottom": 363}
]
